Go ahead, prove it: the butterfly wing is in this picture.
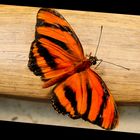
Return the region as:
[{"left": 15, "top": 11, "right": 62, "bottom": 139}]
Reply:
[
  {"left": 52, "top": 68, "right": 119, "bottom": 129},
  {"left": 28, "top": 8, "right": 85, "bottom": 87}
]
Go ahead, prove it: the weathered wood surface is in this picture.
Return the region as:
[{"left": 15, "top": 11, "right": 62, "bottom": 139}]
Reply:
[{"left": 0, "top": 5, "right": 140, "bottom": 104}]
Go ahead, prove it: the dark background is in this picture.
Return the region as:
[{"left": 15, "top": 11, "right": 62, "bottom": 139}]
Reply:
[
  {"left": 0, "top": 0, "right": 140, "bottom": 137},
  {"left": 0, "top": 120, "right": 139, "bottom": 138},
  {"left": 1, "top": 0, "right": 140, "bottom": 15}
]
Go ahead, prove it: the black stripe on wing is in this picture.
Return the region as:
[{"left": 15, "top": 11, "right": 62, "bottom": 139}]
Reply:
[
  {"left": 82, "top": 83, "right": 92, "bottom": 120},
  {"left": 93, "top": 81, "right": 109, "bottom": 126},
  {"left": 36, "top": 42, "right": 57, "bottom": 69},
  {"left": 52, "top": 84, "right": 80, "bottom": 119},
  {"left": 36, "top": 33, "right": 69, "bottom": 51},
  {"left": 64, "top": 85, "right": 79, "bottom": 118},
  {"left": 28, "top": 41, "right": 43, "bottom": 76},
  {"left": 51, "top": 93, "right": 67, "bottom": 115},
  {"left": 36, "top": 19, "right": 73, "bottom": 33}
]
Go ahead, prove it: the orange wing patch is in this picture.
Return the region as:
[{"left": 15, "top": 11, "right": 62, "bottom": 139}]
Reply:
[
  {"left": 28, "top": 8, "right": 119, "bottom": 130},
  {"left": 36, "top": 8, "right": 84, "bottom": 59}
]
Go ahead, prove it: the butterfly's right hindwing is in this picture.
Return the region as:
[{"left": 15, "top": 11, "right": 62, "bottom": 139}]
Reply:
[{"left": 52, "top": 69, "right": 119, "bottom": 130}]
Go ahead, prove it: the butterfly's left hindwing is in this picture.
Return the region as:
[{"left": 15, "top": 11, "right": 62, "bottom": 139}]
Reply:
[{"left": 52, "top": 68, "right": 119, "bottom": 130}]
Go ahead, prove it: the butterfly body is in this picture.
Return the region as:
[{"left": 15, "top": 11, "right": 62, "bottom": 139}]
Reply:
[{"left": 28, "top": 8, "right": 119, "bottom": 130}]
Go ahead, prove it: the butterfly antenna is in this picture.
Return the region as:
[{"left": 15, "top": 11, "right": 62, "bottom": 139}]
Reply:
[
  {"left": 102, "top": 60, "right": 130, "bottom": 70},
  {"left": 93, "top": 26, "right": 130, "bottom": 71},
  {"left": 96, "top": 59, "right": 130, "bottom": 70},
  {"left": 94, "top": 25, "right": 103, "bottom": 56}
]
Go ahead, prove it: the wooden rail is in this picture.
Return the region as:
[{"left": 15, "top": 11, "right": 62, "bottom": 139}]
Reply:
[{"left": 0, "top": 5, "right": 140, "bottom": 104}]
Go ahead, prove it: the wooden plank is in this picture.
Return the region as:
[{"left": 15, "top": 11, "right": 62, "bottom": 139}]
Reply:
[{"left": 0, "top": 4, "right": 140, "bottom": 104}]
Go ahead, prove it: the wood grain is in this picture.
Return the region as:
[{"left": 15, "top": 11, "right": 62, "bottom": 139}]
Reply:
[{"left": 0, "top": 5, "right": 140, "bottom": 104}]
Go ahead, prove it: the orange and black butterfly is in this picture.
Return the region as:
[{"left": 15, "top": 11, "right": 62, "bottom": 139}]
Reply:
[{"left": 28, "top": 8, "right": 119, "bottom": 130}]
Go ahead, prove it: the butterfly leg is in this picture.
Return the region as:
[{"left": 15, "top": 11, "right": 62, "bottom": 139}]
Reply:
[{"left": 95, "top": 59, "right": 103, "bottom": 69}]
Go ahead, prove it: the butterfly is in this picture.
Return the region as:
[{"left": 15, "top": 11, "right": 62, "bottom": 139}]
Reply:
[{"left": 28, "top": 8, "right": 119, "bottom": 130}]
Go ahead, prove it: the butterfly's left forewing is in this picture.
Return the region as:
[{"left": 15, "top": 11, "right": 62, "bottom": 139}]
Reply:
[
  {"left": 28, "top": 8, "right": 85, "bottom": 87},
  {"left": 52, "top": 68, "right": 119, "bottom": 129}
]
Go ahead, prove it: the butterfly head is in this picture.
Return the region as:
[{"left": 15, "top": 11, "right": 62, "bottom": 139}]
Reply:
[{"left": 88, "top": 56, "right": 98, "bottom": 65}]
